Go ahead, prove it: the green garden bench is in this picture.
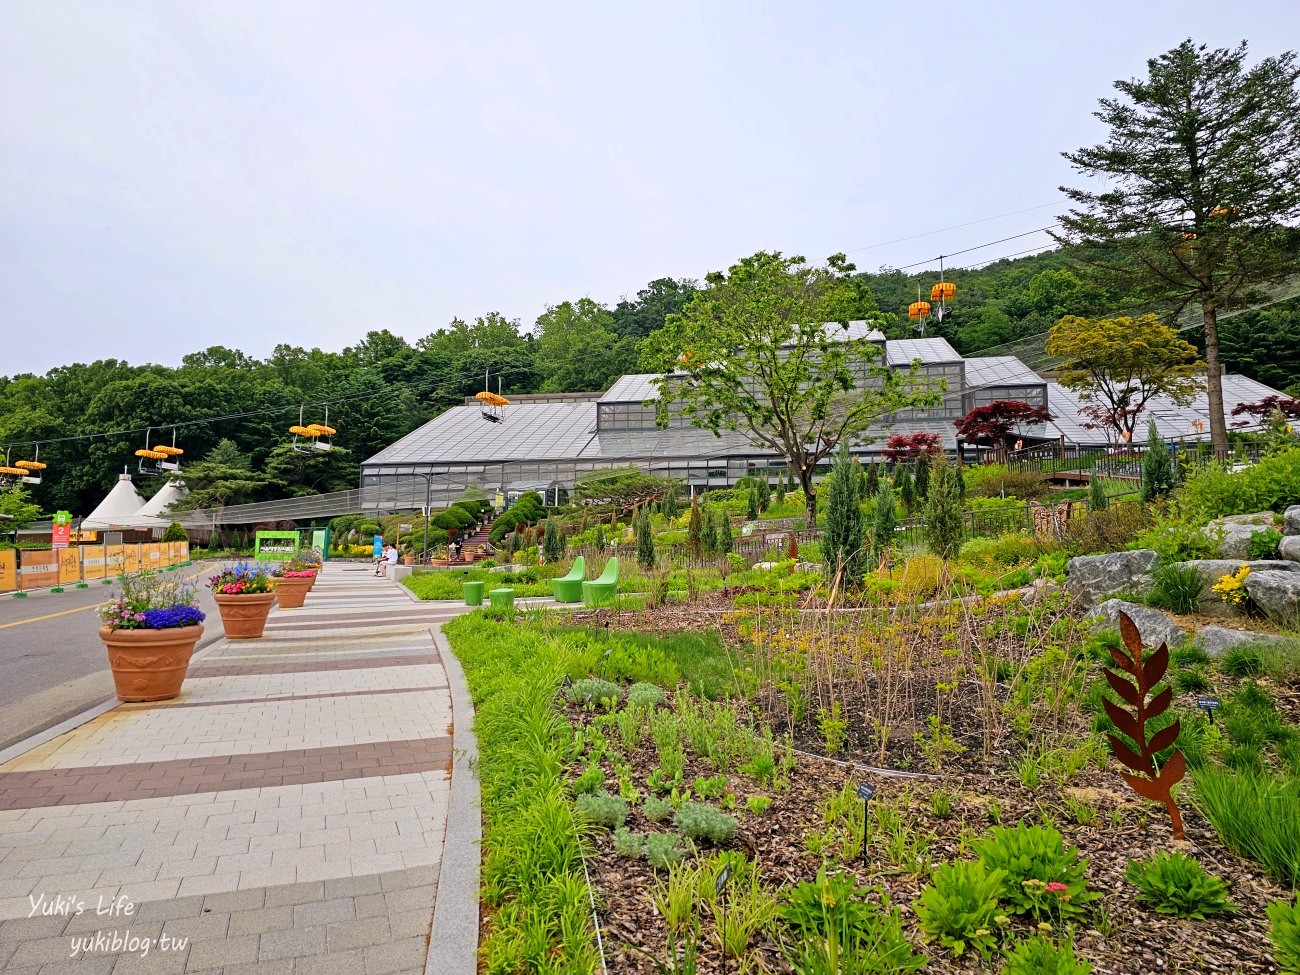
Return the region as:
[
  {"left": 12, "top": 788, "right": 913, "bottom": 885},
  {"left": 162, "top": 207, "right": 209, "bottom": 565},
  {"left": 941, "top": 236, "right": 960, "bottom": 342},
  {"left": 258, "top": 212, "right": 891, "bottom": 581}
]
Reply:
[
  {"left": 581, "top": 557, "right": 619, "bottom": 606},
  {"left": 462, "top": 580, "right": 485, "bottom": 606},
  {"left": 489, "top": 587, "right": 515, "bottom": 613},
  {"left": 551, "top": 556, "right": 586, "bottom": 603}
]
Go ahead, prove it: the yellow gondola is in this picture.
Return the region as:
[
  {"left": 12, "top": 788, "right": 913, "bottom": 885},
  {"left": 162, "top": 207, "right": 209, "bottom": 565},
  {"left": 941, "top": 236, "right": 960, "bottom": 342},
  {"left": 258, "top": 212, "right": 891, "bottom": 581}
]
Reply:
[
  {"left": 475, "top": 390, "right": 510, "bottom": 422},
  {"left": 908, "top": 301, "right": 931, "bottom": 319},
  {"left": 290, "top": 407, "right": 335, "bottom": 453},
  {"left": 930, "top": 282, "right": 956, "bottom": 302}
]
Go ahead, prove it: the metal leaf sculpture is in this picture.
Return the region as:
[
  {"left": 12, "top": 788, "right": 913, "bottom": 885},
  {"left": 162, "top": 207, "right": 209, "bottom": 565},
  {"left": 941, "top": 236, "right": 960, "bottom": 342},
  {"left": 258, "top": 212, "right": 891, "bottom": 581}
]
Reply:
[{"left": 1102, "top": 611, "right": 1186, "bottom": 839}]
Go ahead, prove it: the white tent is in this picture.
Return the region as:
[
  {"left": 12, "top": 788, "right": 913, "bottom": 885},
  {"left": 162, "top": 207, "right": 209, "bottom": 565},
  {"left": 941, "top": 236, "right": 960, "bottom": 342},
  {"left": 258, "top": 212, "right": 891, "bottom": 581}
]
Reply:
[
  {"left": 80, "top": 472, "right": 165, "bottom": 530},
  {"left": 134, "top": 478, "right": 188, "bottom": 524}
]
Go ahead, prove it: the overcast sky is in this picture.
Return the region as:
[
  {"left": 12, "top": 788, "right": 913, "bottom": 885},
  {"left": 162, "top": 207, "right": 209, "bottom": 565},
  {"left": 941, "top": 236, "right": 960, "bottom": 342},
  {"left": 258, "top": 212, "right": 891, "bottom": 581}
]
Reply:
[{"left": 2, "top": 1, "right": 1296, "bottom": 376}]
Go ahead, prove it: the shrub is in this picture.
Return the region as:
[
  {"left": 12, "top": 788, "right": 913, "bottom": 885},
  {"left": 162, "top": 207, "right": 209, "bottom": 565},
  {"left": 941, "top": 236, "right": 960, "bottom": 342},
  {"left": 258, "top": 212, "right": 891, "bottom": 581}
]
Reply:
[
  {"left": 1000, "top": 935, "right": 1092, "bottom": 975},
  {"left": 870, "top": 477, "right": 897, "bottom": 561},
  {"left": 1220, "top": 644, "right": 1263, "bottom": 677},
  {"left": 626, "top": 682, "right": 665, "bottom": 709},
  {"left": 1179, "top": 447, "right": 1300, "bottom": 519},
  {"left": 780, "top": 867, "right": 927, "bottom": 974},
  {"left": 572, "top": 766, "right": 605, "bottom": 795},
  {"left": 747, "top": 795, "right": 772, "bottom": 816},
  {"left": 894, "top": 554, "right": 947, "bottom": 599},
  {"left": 1133, "top": 509, "right": 1222, "bottom": 561},
  {"left": 972, "top": 822, "right": 1096, "bottom": 920},
  {"left": 1147, "top": 563, "right": 1205, "bottom": 615},
  {"left": 575, "top": 792, "right": 628, "bottom": 830},
  {"left": 1267, "top": 897, "right": 1300, "bottom": 975},
  {"left": 1065, "top": 501, "right": 1150, "bottom": 555},
  {"left": 1248, "top": 526, "right": 1285, "bottom": 559},
  {"left": 1140, "top": 419, "right": 1176, "bottom": 502},
  {"left": 161, "top": 521, "right": 189, "bottom": 543},
  {"left": 567, "top": 677, "right": 622, "bottom": 707},
  {"left": 613, "top": 827, "right": 647, "bottom": 859},
  {"left": 924, "top": 454, "right": 966, "bottom": 560},
  {"left": 674, "top": 802, "right": 738, "bottom": 844},
  {"left": 645, "top": 833, "right": 689, "bottom": 869},
  {"left": 968, "top": 469, "right": 1049, "bottom": 500},
  {"left": 1125, "top": 850, "right": 1235, "bottom": 919},
  {"left": 914, "top": 859, "right": 1005, "bottom": 960},
  {"left": 823, "top": 443, "right": 867, "bottom": 589},
  {"left": 643, "top": 796, "right": 673, "bottom": 823}
]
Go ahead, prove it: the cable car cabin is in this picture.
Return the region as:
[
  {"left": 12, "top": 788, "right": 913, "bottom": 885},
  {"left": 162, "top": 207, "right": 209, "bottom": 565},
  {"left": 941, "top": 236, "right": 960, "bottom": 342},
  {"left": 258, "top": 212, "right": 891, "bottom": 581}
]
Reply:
[
  {"left": 15, "top": 459, "right": 45, "bottom": 485},
  {"left": 0, "top": 465, "right": 30, "bottom": 487},
  {"left": 135, "top": 448, "right": 170, "bottom": 476},
  {"left": 930, "top": 282, "right": 956, "bottom": 302},
  {"left": 475, "top": 391, "right": 510, "bottom": 423}
]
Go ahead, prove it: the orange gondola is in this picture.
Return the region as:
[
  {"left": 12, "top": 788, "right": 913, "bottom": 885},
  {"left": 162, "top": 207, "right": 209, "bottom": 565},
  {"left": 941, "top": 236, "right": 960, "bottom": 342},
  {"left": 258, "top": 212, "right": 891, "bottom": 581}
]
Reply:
[
  {"left": 290, "top": 407, "right": 335, "bottom": 453},
  {"left": 908, "top": 301, "right": 931, "bottom": 320},
  {"left": 930, "top": 282, "right": 956, "bottom": 302}
]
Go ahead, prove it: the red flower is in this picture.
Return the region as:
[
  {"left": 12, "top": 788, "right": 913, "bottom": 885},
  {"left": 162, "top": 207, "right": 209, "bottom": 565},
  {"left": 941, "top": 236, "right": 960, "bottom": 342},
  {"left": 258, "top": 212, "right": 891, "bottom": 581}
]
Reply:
[{"left": 1045, "top": 882, "right": 1069, "bottom": 893}]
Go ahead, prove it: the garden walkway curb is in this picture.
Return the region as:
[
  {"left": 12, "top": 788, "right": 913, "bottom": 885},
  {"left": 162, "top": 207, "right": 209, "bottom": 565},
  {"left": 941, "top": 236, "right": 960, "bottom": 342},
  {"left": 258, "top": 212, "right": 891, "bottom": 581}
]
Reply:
[{"left": 425, "top": 624, "right": 481, "bottom": 975}]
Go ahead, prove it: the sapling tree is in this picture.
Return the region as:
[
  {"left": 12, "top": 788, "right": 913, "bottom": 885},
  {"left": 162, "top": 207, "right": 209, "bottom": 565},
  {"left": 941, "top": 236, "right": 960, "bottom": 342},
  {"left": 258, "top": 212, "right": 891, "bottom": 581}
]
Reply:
[
  {"left": 542, "top": 517, "right": 565, "bottom": 561},
  {"left": 914, "top": 452, "right": 931, "bottom": 502},
  {"left": 635, "top": 511, "right": 656, "bottom": 569},
  {"left": 896, "top": 465, "right": 916, "bottom": 515},
  {"left": 922, "top": 454, "right": 965, "bottom": 560},
  {"left": 686, "top": 497, "right": 702, "bottom": 560},
  {"left": 870, "top": 476, "right": 897, "bottom": 563},
  {"left": 1088, "top": 475, "right": 1108, "bottom": 512},
  {"left": 746, "top": 487, "right": 759, "bottom": 520},
  {"left": 1139, "top": 418, "right": 1176, "bottom": 502},
  {"left": 757, "top": 477, "right": 771, "bottom": 512},
  {"left": 716, "top": 509, "right": 733, "bottom": 555},
  {"left": 823, "top": 443, "right": 866, "bottom": 589},
  {"left": 701, "top": 505, "right": 719, "bottom": 556}
]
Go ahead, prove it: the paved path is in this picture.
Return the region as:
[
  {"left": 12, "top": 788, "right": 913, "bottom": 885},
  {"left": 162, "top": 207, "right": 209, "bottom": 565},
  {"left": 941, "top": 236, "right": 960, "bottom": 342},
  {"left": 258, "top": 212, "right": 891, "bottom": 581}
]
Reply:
[{"left": 0, "top": 564, "right": 477, "bottom": 975}]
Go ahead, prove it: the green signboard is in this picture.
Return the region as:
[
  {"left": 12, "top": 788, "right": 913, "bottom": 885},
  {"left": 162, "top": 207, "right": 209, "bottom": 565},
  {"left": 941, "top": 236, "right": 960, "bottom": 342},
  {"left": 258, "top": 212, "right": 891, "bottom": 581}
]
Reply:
[
  {"left": 310, "top": 528, "right": 330, "bottom": 560},
  {"left": 254, "top": 530, "right": 300, "bottom": 561}
]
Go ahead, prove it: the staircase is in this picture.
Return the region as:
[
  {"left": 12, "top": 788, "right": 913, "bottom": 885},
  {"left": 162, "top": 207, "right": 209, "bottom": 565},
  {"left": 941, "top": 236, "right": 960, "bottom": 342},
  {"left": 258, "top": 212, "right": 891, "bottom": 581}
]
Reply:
[{"left": 455, "top": 524, "right": 495, "bottom": 563}]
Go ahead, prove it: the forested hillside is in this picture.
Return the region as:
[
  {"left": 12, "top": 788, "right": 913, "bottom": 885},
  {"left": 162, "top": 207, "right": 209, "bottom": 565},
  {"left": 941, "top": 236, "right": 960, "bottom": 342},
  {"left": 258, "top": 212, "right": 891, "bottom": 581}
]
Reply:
[{"left": 3, "top": 251, "right": 1297, "bottom": 517}]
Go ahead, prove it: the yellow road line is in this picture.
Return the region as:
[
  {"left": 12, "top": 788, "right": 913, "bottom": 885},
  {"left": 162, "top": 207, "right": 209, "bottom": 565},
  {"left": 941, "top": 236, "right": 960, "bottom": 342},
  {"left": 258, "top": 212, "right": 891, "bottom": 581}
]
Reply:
[{"left": 0, "top": 567, "right": 210, "bottom": 631}]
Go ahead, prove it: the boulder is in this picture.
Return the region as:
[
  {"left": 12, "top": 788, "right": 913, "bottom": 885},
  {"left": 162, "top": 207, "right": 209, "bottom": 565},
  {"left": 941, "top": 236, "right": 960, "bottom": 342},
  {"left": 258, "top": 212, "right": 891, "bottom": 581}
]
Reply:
[
  {"left": 1194, "top": 625, "right": 1293, "bottom": 657},
  {"left": 752, "top": 562, "right": 780, "bottom": 571},
  {"left": 488, "top": 563, "right": 527, "bottom": 573},
  {"left": 1066, "top": 550, "right": 1159, "bottom": 608},
  {"left": 1215, "top": 512, "right": 1276, "bottom": 526},
  {"left": 793, "top": 562, "right": 823, "bottom": 573},
  {"left": 1173, "top": 559, "right": 1300, "bottom": 617},
  {"left": 1217, "top": 523, "right": 1279, "bottom": 559},
  {"left": 1285, "top": 505, "right": 1300, "bottom": 536},
  {"left": 1282, "top": 536, "right": 1300, "bottom": 562},
  {"left": 1086, "top": 599, "right": 1189, "bottom": 648},
  {"left": 1243, "top": 570, "right": 1300, "bottom": 627}
]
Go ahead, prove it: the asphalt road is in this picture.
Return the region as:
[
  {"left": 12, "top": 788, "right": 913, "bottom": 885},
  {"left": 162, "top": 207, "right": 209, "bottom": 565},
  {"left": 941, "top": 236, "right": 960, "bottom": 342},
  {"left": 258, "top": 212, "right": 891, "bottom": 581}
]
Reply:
[{"left": 0, "top": 563, "right": 224, "bottom": 752}]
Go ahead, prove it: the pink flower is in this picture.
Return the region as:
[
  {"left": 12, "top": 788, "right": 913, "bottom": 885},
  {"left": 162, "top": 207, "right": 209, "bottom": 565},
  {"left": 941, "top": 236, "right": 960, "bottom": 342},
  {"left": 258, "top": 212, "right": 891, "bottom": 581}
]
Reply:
[{"left": 1045, "top": 882, "right": 1069, "bottom": 893}]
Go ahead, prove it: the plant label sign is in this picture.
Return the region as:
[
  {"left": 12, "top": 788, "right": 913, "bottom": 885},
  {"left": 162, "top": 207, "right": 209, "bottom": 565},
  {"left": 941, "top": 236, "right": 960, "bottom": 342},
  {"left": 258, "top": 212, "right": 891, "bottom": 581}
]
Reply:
[
  {"left": 856, "top": 782, "right": 877, "bottom": 801},
  {"left": 714, "top": 863, "right": 731, "bottom": 896},
  {"left": 1196, "top": 696, "right": 1220, "bottom": 711}
]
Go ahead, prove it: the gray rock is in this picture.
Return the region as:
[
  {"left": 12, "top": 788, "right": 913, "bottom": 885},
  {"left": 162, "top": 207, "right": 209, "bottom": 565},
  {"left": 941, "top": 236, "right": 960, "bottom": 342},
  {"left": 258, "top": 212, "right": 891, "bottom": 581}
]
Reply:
[
  {"left": 488, "top": 563, "right": 527, "bottom": 573},
  {"left": 1215, "top": 512, "right": 1276, "bottom": 527},
  {"left": 793, "top": 562, "right": 823, "bottom": 573},
  {"left": 1173, "top": 559, "right": 1300, "bottom": 617},
  {"left": 1195, "top": 625, "right": 1294, "bottom": 657},
  {"left": 1281, "top": 535, "right": 1300, "bottom": 562},
  {"left": 1285, "top": 505, "right": 1300, "bottom": 536},
  {"left": 1066, "top": 550, "right": 1159, "bottom": 608},
  {"left": 1218, "top": 523, "right": 1278, "bottom": 559},
  {"left": 1243, "top": 570, "right": 1300, "bottom": 627},
  {"left": 752, "top": 562, "right": 780, "bottom": 571},
  {"left": 1086, "top": 599, "right": 1189, "bottom": 648}
]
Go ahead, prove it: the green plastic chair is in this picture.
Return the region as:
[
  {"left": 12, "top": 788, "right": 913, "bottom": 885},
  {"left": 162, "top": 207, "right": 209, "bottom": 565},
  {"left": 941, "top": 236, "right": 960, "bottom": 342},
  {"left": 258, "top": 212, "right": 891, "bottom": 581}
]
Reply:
[
  {"left": 582, "top": 557, "right": 619, "bottom": 606},
  {"left": 489, "top": 587, "right": 515, "bottom": 613},
  {"left": 463, "top": 580, "right": 485, "bottom": 606},
  {"left": 551, "top": 556, "right": 586, "bottom": 603}
]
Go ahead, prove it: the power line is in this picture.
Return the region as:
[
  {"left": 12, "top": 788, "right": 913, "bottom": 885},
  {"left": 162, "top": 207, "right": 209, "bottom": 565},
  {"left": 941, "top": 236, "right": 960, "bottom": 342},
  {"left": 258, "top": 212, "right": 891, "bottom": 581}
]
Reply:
[
  {"left": 844, "top": 201, "right": 1065, "bottom": 254},
  {"left": 888, "top": 226, "right": 1060, "bottom": 272}
]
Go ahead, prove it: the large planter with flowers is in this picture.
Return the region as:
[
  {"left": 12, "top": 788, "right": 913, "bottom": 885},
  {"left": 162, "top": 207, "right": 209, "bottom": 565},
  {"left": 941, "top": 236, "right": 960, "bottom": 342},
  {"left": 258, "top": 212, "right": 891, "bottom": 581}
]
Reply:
[
  {"left": 98, "top": 573, "right": 207, "bottom": 702},
  {"left": 208, "top": 564, "right": 277, "bottom": 639},
  {"left": 272, "top": 570, "right": 316, "bottom": 608}
]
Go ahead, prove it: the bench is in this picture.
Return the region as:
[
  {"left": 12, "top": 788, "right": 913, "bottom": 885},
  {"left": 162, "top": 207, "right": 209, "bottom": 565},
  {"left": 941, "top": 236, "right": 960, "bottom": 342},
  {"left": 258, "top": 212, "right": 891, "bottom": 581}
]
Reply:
[
  {"left": 581, "top": 557, "right": 619, "bottom": 606},
  {"left": 488, "top": 587, "right": 515, "bottom": 613},
  {"left": 551, "top": 556, "right": 586, "bottom": 603}
]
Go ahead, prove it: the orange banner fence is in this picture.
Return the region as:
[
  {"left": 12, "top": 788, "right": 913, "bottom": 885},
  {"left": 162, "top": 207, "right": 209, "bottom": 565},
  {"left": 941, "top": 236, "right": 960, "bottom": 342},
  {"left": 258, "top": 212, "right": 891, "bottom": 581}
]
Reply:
[{"left": 0, "top": 542, "right": 191, "bottom": 594}]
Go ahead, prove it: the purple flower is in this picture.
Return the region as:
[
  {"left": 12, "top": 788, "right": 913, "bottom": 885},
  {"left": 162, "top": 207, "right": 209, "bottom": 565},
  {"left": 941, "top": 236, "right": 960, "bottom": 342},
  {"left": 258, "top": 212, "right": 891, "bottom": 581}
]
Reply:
[{"left": 139, "top": 606, "right": 206, "bottom": 629}]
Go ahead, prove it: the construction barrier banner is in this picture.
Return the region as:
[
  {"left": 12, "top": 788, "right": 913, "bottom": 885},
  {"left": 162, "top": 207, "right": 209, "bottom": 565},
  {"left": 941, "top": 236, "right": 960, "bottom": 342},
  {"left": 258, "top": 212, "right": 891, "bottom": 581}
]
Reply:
[
  {"left": 20, "top": 550, "right": 59, "bottom": 590},
  {"left": 181, "top": 541, "right": 189, "bottom": 561},
  {"left": 158, "top": 544, "right": 172, "bottom": 568},
  {"left": 105, "top": 545, "right": 125, "bottom": 578},
  {"left": 0, "top": 550, "right": 16, "bottom": 593},
  {"left": 58, "top": 547, "right": 81, "bottom": 585},
  {"left": 124, "top": 545, "right": 140, "bottom": 575},
  {"left": 82, "top": 546, "right": 107, "bottom": 581},
  {"left": 145, "top": 543, "right": 162, "bottom": 568}
]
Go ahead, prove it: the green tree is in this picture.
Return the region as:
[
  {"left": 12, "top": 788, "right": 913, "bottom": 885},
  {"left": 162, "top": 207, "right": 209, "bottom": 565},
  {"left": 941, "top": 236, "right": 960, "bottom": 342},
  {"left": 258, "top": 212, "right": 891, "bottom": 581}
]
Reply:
[
  {"left": 542, "top": 517, "right": 565, "bottom": 561},
  {"left": 641, "top": 251, "right": 941, "bottom": 526},
  {"left": 756, "top": 477, "right": 771, "bottom": 512},
  {"left": 869, "top": 476, "right": 897, "bottom": 563},
  {"left": 1056, "top": 39, "right": 1300, "bottom": 457},
  {"left": 173, "top": 440, "right": 268, "bottom": 509},
  {"left": 823, "top": 444, "right": 866, "bottom": 589},
  {"left": 896, "top": 465, "right": 916, "bottom": 514},
  {"left": 661, "top": 487, "right": 678, "bottom": 520},
  {"left": 865, "top": 459, "right": 880, "bottom": 496},
  {"left": 914, "top": 452, "right": 931, "bottom": 501},
  {"left": 923, "top": 454, "right": 965, "bottom": 560},
  {"left": 635, "top": 510, "right": 656, "bottom": 569},
  {"left": 161, "top": 521, "right": 188, "bottom": 543},
  {"left": 1140, "top": 419, "right": 1177, "bottom": 502},
  {"left": 686, "top": 496, "right": 702, "bottom": 560},
  {"left": 535, "top": 298, "right": 623, "bottom": 392},
  {"left": 0, "top": 486, "right": 42, "bottom": 540},
  {"left": 701, "top": 504, "right": 719, "bottom": 556},
  {"left": 746, "top": 487, "right": 759, "bottom": 520},
  {"left": 716, "top": 508, "right": 733, "bottom": 555},
  {"left": 1046, "top": 315, "right": 1202, "bottom": 442},
  {"left": 1088, "top": 475, "right": 1108, "bottom": 512}
]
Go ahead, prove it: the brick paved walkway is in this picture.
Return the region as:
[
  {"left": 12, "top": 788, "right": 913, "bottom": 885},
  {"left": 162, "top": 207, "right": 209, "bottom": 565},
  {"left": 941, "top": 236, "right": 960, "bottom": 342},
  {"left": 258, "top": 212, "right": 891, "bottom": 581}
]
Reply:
[{"left": 0, "top": 564, "right": 476, "bottom": 975}]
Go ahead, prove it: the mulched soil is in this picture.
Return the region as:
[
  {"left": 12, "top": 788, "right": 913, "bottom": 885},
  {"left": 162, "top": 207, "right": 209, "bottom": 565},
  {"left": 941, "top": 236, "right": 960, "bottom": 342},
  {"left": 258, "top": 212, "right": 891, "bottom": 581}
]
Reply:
[{"left": 554, "top": 598, "right": 1294, "bottom": 975}]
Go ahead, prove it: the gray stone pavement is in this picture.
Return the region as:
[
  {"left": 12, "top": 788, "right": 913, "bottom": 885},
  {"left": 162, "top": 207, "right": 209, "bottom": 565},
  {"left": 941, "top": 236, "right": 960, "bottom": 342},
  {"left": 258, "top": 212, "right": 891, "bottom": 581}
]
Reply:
[{"left": 0, "top": 564, "right": 493, "bottom": 975}]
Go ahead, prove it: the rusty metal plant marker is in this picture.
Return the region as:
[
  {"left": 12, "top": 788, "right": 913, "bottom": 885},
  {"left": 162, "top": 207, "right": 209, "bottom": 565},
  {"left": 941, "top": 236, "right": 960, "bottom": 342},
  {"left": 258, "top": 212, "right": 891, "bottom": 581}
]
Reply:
[{"left": 1103, "top": 611, "right": 1187, "bottom": 839}]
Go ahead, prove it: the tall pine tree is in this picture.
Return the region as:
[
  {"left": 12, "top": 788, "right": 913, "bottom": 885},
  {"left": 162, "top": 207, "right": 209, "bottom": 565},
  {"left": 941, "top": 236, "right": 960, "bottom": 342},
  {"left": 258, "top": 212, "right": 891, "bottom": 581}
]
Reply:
[
  {"left": 823, "top": 443, "right": 866, "bottom": 589},
  {"left": 923, "top": 454, "right": 965, "bottom": 560}
]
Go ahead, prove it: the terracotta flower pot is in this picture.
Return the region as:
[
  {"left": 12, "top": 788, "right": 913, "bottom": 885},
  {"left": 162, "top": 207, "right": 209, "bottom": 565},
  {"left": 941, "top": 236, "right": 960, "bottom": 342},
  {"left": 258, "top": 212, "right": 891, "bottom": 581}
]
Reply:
[
  {"left": 274, "top": 576, "right": 313, "bottom": 609},
  {"left": 99, "top": 625, "right": 204, "bottom": 702},
  {"left": 214, "top": 591, "right": 277, "bottom": 639}
]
